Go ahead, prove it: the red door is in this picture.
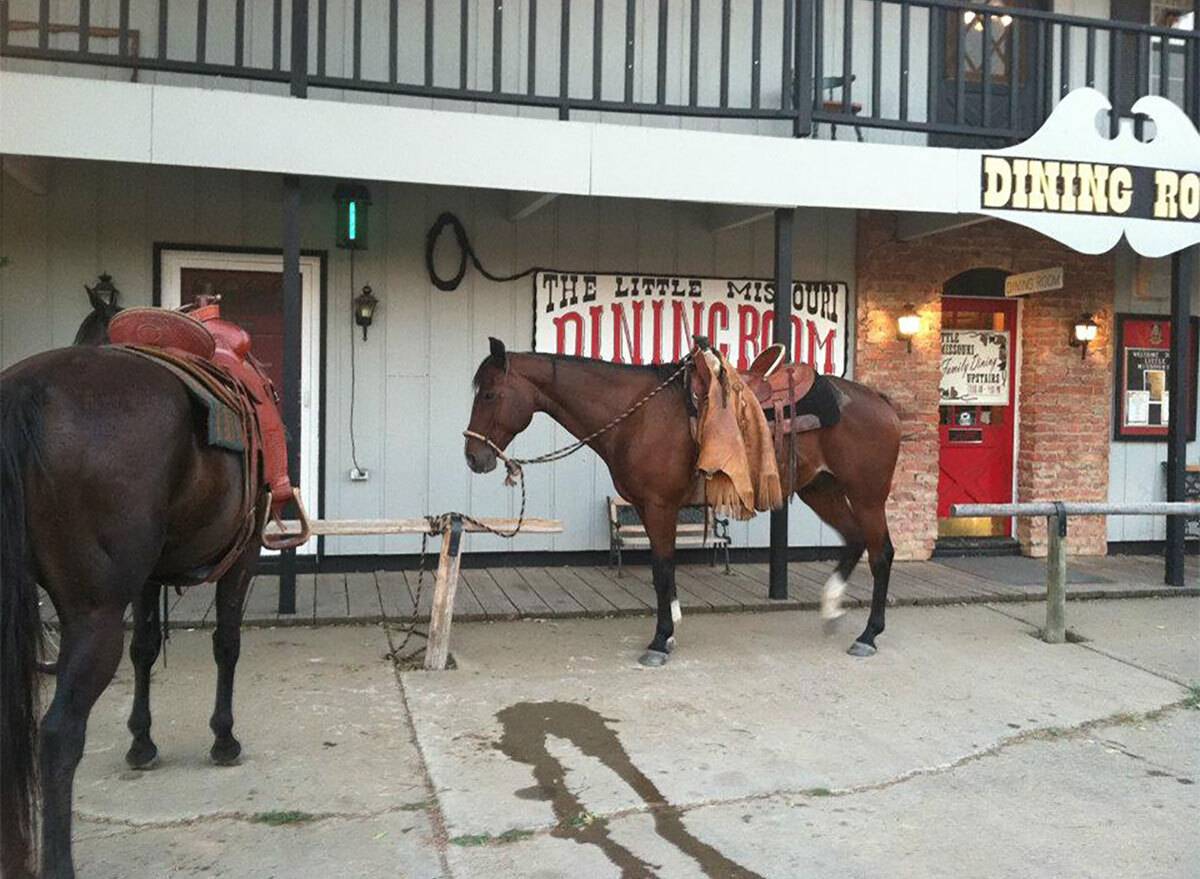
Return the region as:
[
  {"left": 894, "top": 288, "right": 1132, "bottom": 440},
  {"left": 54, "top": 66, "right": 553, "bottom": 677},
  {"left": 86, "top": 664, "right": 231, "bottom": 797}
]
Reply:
[{"left": 938, "top": 297, "right": 1017, "bottom": 538}]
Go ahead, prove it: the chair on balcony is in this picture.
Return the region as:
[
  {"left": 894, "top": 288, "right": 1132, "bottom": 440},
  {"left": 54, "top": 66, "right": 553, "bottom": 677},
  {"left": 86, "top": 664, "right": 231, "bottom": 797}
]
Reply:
[{"left": 821, "top": 75, "right": 864, "bottom": 143}]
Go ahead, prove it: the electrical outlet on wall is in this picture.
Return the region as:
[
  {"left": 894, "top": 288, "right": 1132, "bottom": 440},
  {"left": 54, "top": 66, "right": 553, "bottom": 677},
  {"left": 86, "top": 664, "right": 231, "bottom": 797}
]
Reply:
[{"left": 349, "top": 468, "right": 370, "bottom": 482}]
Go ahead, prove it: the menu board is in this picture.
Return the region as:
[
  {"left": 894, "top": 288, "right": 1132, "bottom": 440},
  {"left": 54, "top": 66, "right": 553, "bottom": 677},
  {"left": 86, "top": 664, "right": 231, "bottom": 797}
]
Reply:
[
  {"left": 940, "top": 330, "right": 1010, "bottom": 405},
  {"left": 1114, "top": 314, "right": 1198, "bottom": 441}
]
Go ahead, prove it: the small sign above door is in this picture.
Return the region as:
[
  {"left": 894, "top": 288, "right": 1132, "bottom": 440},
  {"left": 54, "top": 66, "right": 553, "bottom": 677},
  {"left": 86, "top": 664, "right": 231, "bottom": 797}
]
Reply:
[{"left": 1004, "top": 266, "right": 1063, "bottom": 298}]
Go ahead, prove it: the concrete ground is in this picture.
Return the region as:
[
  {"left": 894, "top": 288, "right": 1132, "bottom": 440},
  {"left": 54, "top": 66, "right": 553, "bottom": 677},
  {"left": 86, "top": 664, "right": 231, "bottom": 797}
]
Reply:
[{"left": 68, "top": 596, "right": 1198, "bottom": 878}]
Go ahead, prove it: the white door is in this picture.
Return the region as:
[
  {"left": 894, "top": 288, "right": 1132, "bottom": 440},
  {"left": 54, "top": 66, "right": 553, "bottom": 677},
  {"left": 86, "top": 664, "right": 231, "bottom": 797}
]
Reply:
[{"left": 160, "top": 249, "right": 321, "bottom": 555}]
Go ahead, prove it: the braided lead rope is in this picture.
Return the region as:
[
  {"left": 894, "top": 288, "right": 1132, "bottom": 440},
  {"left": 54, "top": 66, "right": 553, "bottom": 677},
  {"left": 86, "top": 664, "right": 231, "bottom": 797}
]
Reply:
[{"left": 464, "top": 348, "right": 696, "bottom": 473}]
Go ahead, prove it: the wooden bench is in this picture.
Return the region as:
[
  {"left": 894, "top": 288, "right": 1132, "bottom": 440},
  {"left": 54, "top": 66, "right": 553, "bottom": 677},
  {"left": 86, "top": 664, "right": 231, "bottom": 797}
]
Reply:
[{"left": 607, "top": 497, "right": 731, "bottom": 575}]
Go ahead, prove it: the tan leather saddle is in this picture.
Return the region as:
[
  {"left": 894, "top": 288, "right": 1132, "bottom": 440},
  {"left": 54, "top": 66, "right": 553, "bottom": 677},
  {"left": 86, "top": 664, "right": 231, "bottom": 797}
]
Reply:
[{"left": 108, "top": 302, "right": 309, "bottom": 564}]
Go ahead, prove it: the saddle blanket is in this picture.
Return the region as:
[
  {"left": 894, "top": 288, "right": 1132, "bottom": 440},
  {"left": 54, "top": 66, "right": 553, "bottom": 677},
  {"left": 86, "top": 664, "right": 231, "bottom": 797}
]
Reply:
[{"left": 115, "top": 347, "right": 244, "bottom": 454}]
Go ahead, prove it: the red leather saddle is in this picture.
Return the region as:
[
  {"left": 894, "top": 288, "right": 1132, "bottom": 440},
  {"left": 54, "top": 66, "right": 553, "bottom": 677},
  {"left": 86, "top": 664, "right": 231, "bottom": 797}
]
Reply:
[{"left": 108, "top": 303, "right": 308, "bottom": 558}]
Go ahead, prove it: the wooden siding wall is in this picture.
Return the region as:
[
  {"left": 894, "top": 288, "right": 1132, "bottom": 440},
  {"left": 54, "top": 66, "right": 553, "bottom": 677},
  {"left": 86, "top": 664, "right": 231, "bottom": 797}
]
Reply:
[
  {"left": 1106, "top": 245, "right": 1200, "bottom": 544},
  {"left": 2, "top": 0, "right": 1114, "bottom": 146},
  {"left": 0, "top": 157, "right": 858, "bottom": 556}
]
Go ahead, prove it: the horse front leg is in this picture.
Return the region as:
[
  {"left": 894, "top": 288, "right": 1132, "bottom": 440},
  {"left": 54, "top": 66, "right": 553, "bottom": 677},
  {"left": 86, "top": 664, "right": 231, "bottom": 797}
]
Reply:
[
  {"left": 125, "top": 582, "right": 163, "bottom": 769},
  {"left": 636, "top": 503, "right": 680, "bottom": 668},
  {"left": 208, "top": 545, "right": 259, "bottom": 766}
]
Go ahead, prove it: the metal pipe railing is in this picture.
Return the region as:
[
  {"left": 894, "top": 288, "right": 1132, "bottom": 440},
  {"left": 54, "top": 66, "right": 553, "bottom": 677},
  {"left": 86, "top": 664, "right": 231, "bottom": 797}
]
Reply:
[{"left": 951, "top": 502, "right": 1199, "bottom": 645}]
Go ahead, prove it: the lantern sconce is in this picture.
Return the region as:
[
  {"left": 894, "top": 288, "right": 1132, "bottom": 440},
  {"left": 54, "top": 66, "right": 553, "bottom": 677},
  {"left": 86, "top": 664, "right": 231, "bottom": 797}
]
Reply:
[
  {"left": 354, "top": 285, "right": 379, "bottom": 341},
  {"left": 1069, "top": 313, "right": 1098, "bottom": 360},
  {"left": 86, "top": 271, "right": 120, "bottom": 311},
  {"left": 897, "top": 304, "right": 921, "bottom": 353}
]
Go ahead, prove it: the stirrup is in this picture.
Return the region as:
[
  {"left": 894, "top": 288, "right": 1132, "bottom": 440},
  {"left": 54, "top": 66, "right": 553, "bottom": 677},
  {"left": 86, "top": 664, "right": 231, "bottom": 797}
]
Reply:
[{"left": 260, "top": 491, "right": 312, "bottom": 550}]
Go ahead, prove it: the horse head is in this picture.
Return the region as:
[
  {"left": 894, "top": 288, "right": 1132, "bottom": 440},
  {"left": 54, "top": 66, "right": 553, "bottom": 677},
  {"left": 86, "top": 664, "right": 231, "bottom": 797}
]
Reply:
[
  {"left": 73, "top": 275, "right": 123, "bottom": 346},
  {"left": 464, "top": 337, "right": 537, "bottom": 473}
]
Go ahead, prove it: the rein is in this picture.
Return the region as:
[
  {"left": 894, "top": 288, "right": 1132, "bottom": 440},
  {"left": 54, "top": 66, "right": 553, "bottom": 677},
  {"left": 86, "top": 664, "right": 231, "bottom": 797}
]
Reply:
[{"left": 463, "top": 348, "right": 698, "bottom": 528}]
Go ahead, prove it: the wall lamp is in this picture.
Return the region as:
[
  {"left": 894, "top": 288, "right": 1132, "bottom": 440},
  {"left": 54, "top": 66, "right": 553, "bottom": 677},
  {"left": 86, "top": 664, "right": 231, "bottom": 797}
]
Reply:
[
  {"left": 1069, "top": 313, "right": 1098, "bottom": 360},
  {"left": 354, "top": 285, "right": 379, "bottom": 341},
  {"left": 897, "top": 304, "right": 921, "bottom": 352}
]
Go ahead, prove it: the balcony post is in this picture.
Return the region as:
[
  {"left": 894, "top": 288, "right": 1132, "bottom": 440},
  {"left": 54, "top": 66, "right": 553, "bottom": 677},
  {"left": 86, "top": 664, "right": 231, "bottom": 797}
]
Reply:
[
  {"left": 1165, "top": 245, "right": 1195, "bottom": 587},
  {"left": 278, "top": 0, "right": 309, "bottom": 615},
  {"left": 770, "top": 208, "right": 795, "bottom": 599},
  {"left": 794, "top": 0, "right": 814, "bottom": 137}
]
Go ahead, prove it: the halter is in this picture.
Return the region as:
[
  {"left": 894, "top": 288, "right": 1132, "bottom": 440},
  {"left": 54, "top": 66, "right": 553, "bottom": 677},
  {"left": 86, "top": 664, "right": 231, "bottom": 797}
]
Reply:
[{"left": 463, "top": 348, "right": 698, "bottom": 526}]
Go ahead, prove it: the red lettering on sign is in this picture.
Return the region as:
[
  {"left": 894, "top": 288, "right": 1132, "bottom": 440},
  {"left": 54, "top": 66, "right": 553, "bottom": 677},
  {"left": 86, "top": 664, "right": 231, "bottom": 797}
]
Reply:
[
  {"left": 554, "top": 313, "right": 584, "bottom": 356},
  {"left": 737, "top": 305, "right": 760, "bottom": 370},
  {"left": 589, "top": 305, "right": 604, "bottom": 359},
  {"left": 651, "top": 300, "right": 665, "bottom": 364},
  {"left": 709, "top": 304, "right": 730, "bottom": 359}
]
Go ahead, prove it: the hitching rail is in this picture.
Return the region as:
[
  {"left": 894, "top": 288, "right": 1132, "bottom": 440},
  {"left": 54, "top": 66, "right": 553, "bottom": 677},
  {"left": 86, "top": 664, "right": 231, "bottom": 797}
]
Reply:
[
  {"left": 268, "top": 515, "right": 564, "bottom": 670},
  {"left": 950, "top": 502, "right": 1200, "bottom": 645}
]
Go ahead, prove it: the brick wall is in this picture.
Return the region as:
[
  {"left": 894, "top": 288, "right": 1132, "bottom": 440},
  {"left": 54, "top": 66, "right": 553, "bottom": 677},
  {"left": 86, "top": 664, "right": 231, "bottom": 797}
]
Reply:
[{"left": 855, "top": 212, "right": 1115, "bottom": 559}]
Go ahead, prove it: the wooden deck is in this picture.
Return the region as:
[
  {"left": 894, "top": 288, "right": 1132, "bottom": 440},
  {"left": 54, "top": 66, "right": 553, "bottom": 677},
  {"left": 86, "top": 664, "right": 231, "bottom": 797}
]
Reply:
[{"left": 70, "top": 553, "right": 1196, "bottom": 629}]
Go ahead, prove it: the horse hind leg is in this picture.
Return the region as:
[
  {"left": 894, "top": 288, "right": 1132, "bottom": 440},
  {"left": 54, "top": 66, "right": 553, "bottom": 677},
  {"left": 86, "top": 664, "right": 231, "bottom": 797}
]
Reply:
[
  {"left": 209, "top": 544, "right": 260, "bottom": 766},
  {"left": 846, "top": 502, "right": 894, "bottom": 658},
  {"left": 125, "top": 582, "right": 163, "bottom": 769},
  {"left": 39, "top": 609, "right": 126, "bottom": 879},
  {"left": 797, "top": 473, "right": 865, "bottom": 630}
]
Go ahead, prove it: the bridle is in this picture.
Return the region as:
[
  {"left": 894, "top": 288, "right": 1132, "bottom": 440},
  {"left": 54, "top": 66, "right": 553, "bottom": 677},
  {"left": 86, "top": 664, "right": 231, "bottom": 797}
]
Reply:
[{"left": 463, "top": 347, "right": 700, "bottom": 533}]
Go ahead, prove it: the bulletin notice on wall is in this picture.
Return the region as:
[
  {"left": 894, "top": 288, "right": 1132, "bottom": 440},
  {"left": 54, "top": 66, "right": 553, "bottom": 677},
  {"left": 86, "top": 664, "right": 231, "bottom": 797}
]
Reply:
[
  {"left": 1114, "top": 313, "right": 1199, "bottom": 441},
  {"left": 940, "top": 330, "right": 1010, "bottom": 405}
]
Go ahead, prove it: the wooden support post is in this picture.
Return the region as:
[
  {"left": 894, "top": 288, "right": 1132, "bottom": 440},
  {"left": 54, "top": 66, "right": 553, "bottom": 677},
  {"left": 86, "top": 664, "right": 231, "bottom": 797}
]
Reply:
[
  {"left": 1165, "top": 245, "right": 1194, "bottom": 587},
  {"left": 1044, "top": 513, "right": 1067, "bottom": 644},
  {"left": 769, "top": 207, "right": 795, "bottom": 601},
  {"left": 424, "top": 515, "right": 465, "bottom": 670}
]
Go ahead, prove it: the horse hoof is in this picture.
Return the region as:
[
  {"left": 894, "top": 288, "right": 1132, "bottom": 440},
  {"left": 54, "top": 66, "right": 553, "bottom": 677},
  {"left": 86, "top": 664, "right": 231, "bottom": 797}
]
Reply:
[
  {"left": 822, "top": 616, "right": 843, "bottom": 636},
  {"left": 125, "top": 742, "right": 160, "bottom": 770},
  {"left": 638, "top": 650, "right": 671, "bottom": 668},
  {"left": 210, "top": 738, "right": 242, "bottom": 766},
  {"left": 846, "top": 641, "right": 877, "bottom": 658}
]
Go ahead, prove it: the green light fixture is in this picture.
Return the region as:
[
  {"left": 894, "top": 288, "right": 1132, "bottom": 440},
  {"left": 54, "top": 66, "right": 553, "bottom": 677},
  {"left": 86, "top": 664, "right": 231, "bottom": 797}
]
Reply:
[{"left": 333, "top": 182, "right": 371, "bottom": 250}]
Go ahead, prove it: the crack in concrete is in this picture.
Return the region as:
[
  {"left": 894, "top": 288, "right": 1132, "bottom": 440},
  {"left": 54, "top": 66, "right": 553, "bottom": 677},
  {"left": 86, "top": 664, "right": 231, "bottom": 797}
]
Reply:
[
  {"left": 453, "top": 695, "right": 1199, "bottom": 848},
  {"left": 73, "top": 801, "right": 432, "bottom": 833},
  {"left": 385, "top": 619, "right": 457, "bottom": 879}
]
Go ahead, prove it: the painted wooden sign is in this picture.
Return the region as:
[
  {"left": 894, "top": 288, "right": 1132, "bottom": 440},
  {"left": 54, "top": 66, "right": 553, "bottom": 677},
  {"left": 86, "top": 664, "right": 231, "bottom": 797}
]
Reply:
[
  {"left": 533, "top": 272, "right": 848, "bottom": 376},
  {"left": 965, "top": 89, "right": 1200, "bottom": 258},
  {"left": 1004, "top": 266, "right": 1064, "bottom": 298}
]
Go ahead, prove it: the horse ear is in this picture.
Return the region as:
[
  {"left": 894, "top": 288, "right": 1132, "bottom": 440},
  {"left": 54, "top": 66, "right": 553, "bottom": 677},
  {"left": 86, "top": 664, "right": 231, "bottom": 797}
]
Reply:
[
  {"left": 488, "top": 337, "right": 507, "bottom": 368},
  {"left": 85, "top": 283, "right": 106, "bottom": 313}
]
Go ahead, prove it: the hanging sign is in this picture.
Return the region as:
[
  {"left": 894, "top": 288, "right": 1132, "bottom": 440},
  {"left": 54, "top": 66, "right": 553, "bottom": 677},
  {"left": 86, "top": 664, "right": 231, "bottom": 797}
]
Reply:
[
  {"left": 533, "top": 272, "right": 848, "bottom": 376},
  {"left": 964, "top": 89, "right": 1200, "bottom": 258},
  {"left": 940, "top": 330, "right": 1010, "bottom": 406},
  {"left": 1004, "top": 266, "right": 1063, "bottom": 297},
  {"left": 1113, "top": 313, "right": 1199, "bottom": 442}
]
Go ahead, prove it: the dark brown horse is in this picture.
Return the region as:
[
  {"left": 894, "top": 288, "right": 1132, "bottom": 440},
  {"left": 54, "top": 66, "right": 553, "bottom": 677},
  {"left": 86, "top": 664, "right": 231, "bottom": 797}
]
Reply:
[
  {"left": 464, "top": 338, "right": 900, "bottom": 667},
  {"left": 1, "top": 298, "right": 265, "bottom": 878}
]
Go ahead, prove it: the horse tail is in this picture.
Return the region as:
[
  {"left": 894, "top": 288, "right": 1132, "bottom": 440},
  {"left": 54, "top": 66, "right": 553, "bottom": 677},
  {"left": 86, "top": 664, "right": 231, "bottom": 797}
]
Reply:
[{"left": 1, "top": 377, "right": 47, "bottom": 878}]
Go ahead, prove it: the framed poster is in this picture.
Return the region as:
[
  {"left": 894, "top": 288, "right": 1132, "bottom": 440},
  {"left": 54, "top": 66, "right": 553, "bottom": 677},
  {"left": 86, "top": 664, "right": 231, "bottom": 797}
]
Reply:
[
  {"left": 940, "top": 330, "right": 1010, "bottom": 405},
  {"left": 1113, "top": 313, "right": 1199, "bottom": 442}
]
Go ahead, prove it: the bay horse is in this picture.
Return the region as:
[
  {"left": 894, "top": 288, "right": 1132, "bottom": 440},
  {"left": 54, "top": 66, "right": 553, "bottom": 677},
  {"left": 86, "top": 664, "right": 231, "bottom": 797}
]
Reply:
[
  {"left": 464, "top": 338, "right": 901, "bottom": 667},
  {"left": 1, "top": 295, "right": 266, "bottom": 878}
]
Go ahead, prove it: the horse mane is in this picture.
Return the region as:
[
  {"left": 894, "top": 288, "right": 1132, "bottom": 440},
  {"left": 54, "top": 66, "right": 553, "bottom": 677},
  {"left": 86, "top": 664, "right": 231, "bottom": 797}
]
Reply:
[{"left": 473, "top": 351, "right": 681, "bottom": 389}]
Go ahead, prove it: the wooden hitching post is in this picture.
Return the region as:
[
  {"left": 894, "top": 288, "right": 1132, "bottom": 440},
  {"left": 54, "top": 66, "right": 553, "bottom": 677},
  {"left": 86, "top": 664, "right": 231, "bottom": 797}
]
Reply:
[
  {"left": 1044, "top": 512, "right": 1067, "bottom": 644},
  {"left": 424, "top": 514, "right": 464, "bottom": 670}
]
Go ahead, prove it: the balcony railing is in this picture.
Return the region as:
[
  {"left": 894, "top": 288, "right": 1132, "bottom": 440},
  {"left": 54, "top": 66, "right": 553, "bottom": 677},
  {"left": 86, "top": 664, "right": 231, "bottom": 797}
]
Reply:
[{"left": 2, "top": 1, "right": 1197, "bottom": 144}]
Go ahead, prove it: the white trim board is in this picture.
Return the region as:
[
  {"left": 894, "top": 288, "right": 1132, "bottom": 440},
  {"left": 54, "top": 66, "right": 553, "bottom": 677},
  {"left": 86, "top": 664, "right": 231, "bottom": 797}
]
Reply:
[{"left": 159, "top": 249, "right": 322, "bottom": 556}]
